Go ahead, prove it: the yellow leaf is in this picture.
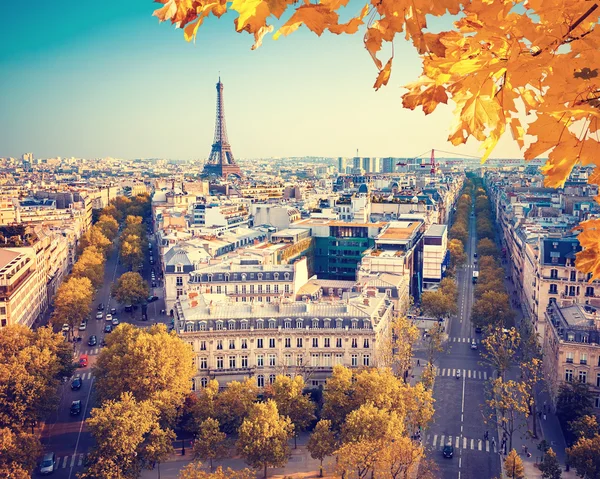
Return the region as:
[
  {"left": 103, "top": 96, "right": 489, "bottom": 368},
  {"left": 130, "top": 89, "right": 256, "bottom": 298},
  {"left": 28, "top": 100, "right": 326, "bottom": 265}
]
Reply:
[
  {"left": 373, "top": 58, "right": 392, "bottom": 91},
  {"left": 364, "top": 26, "right": 384, "bottom": 70},
  {"left": 153, "top": 0, "right": 177, "bottom": 23},
  {"left": 576, "top": 218, "right": 600, "bottom": 281},
  {"left": 251, "top": 24, "right": 274, "bottom": 50},
  {"left": 230, "top": 0, "right": 266, "bottom": 32},
  {"left": 509, "top": 118, "right": 525, "bottom": 149},
  {"left": 274, "top": 4, "right": 339, "bottom": 39}
]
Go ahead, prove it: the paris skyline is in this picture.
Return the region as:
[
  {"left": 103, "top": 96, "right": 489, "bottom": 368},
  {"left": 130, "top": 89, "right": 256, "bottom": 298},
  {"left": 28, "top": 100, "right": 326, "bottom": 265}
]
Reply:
[{"left": 0, "top": 0, "right": 524, "bottom": 161}]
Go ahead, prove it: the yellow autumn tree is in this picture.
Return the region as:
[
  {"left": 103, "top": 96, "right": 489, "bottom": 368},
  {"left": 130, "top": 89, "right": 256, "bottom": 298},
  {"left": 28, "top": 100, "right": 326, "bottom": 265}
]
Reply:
[{"left": 153, "top": 0, "right": 600, "bottom": 278}]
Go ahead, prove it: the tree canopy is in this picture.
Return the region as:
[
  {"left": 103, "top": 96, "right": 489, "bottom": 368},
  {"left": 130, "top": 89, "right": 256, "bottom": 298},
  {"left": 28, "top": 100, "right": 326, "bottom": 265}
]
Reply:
[{"left": 112, "top": 272, "right": 149, "bottom": 306}]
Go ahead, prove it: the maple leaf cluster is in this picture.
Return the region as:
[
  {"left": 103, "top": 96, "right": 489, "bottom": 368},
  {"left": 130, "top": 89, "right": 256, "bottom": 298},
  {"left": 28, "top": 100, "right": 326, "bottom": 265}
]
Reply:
[{"left": 154, "top": 0, "right": 600, "bottom": 278}]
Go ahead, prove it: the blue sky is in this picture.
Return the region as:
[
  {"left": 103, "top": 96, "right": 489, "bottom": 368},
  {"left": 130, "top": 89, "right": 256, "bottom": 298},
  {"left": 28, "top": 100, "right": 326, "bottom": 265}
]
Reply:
[{"left": 0, "top": 0, "right": 522, "bottom": 160}]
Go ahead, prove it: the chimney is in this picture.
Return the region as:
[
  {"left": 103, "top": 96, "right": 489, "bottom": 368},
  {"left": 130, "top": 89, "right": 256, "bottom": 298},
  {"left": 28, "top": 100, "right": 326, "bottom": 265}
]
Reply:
[{"left": 363, "top": 298, "right": 370, "bottom": 306}]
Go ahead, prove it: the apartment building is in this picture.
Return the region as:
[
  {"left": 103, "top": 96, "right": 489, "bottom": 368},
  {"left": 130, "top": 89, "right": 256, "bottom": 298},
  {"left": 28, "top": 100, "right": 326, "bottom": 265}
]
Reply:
[
  {"left": 422, "top": 224, "right": 449, "bottom": 290},
  {"left": 543, "top": 300, "right": 600, "bottom": 409},
  {"left": 175, "top": 289, "right": 394, "bottom": 388}
]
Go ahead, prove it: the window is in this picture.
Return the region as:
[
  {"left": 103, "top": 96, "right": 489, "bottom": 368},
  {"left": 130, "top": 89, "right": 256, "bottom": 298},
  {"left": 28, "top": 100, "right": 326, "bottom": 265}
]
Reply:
[
  {"left": 216, "top": 285, "right": 222, "bottom": 294},
  {"left": 586, "top": 286, "right": 595, "bottom": 297},
  {"left": 351, "top": 338, "right": 358, "bottom": 348},
  {"left": 285, "top": 353, "right": 292, "bottom": 366},
  {"left": 257, "top": 375, "right": 264, "bottom": 387},
  {"left": 266, "top": 285, "right": 271, "bottom": 293},
  {"left": 269, "top": 354, "right": 276, "bottom": 367},
  {"left": 176, "top": 264, "right": 183, "bottom": 273},
  {"left": 571, "top": 270, "right": 577, "bottom": 281},
  {"left": 297, "top": 356, "right": 303, "bottom": 366},
  {"left": 250, "top": 285, "right": 255, "bottom": 293},
  {"left": 256, "top": 320, "right": 264, "bottom": 329},
  {"left": 269, "top": 374, "right": 276, "bottom": 384},
  {"left": 257, "top": 338, "right": 263, "bottom": 348},
  {"left": 229, "top": 356, "right": 236, "bottom": 369},
  {"left": 201, "top": 377, "right": 208, "bottom": 388},
  {"left": 257, "top": 354, "right": 264, "bottom": 367},
  {"left": 336, "top": 338, "right": 343, "bottom": 348},
  {"left": 335, "top": 353, "right": 343, "bottom": 365},
  {"left": 200, "top": 341, "right": 206, "bottom": 351},
  {"left": 285, "top": 284, "right": 290, "bottom": 293},
  {"left": 241, "top": 355, "right": 248, "bottom": 368},
  {"left": 274, "top": 285, "right": 279, "bottom": 294},
  {"left": 596, "top": 397, "right": 600, "bottom": 409},
  {"left": 285, "top": 321, "right": 291, "bottom": 329},
  {"left": 568, "top": 333, "right": 575, "bottom": 342},
  {"left": 351, "top": 354, "right": 358, "bottom": 367},
  {"left": 229, "top": 339, "right": 235, "bottom": 349},
  {"left": 565, "top": 369, "right": 573, "bottom": 382},
  {"left": 312, "top": 338, "right": 319, "bottom": 347},
  {"left": 216, "top": 321, "right": 223, "bottom": 331},
  {"left": 364, "top": 338, "right": 370, "bottom": 348},
  {"left": 177, "top": 288, "right": 183, "bottom": 298},
  {"left": 363, "top": 320, "right": 371, "bottom": 329},
  {"left": 596, "top": 373, "right": 600, "bottom": 388},
  {"left": 549, "top": 284, "right": 558, "bottom": 295},
  {"left": 217, "top": 340, "right": 223, "bottom": 350},
  {"left": 258, "top": 285, "right": 263, "bottom": 293},
  {"left": 550, "top": 269, "right": 558, "bottom": 279},
  {"left": 176, "top": 276, "right": 183, "bottom": 286},
  {"left": 228, "top": 321, "right": 235, "bottom": 330},
  {"left": 199, "top": 322, "right": 207, "bottom": 331},
  {"left": 297, "top": 338, "right": 303, "bottom": 348},
  {"left": 200, "top": 357, "right": 207, "bottom": 369},
  {"left": 324, "top": 338, "right": 330, "bottom": 348},
  {"left": 269, "top": 320, "right": 276, "bottom": 329},
  {"left": 241, "top": 321, "right": 248, "bottom": 330},
  {"left": 311, "top": 354, "right": 320, "bottom": 367},
  {"left": 285, "top": 338, "right": 291, "bottom": 348},
  {"left": 363, "top": 354, "right": 370, "bottom": 366},
  {"left": 581, "top": 353, "right": 588, "bottom": 365},
  {"left": 324, "top": 319, "right": 331, "bottom": 328},
  {"left": 269, "top": 338, "right": 276, "bottom": 348},
  {"left": 351, "top": 320, "right": 358, "bottom": 329},
  {"left": 323, "top": 353, "right": 331, "bottom": 367},
  {"left": 579, "top": 371, "right": 588, "bottom": 383},
  {"left": 312, "top": 319, "right": 319, "bottom": 328},
  {"left": 241, "top": 285, "right": 247, "bottom": 294},
  {"left": 241, "top": 339, "right": 248, "bottom": 349},
  {"left": 216, "top": 357, "right": 223, "bottom": 369},
  {"left": 296, "top": 320, "right": 303, "bottom": 328},
  {"left": 566, "top": 352, "right": 574, "bottom": 363}
]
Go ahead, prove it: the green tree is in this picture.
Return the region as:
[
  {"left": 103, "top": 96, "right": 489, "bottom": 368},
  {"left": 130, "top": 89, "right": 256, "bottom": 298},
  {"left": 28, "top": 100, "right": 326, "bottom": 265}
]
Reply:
[
  {"left": 93, "top": 324, "right": 194, "bottom": 425},
  {"left": 51, "top": 276, "right": 94, "bottom": 334},
  {"left": 477, "top": 238, "right": 499, "bottom": 258},
  {"left": 539, "top": 447, "right": 562, "bottom": 479},
  {"left": 216, "top": 379, "right": 259, "bottom": 434},
  {"left": 236, "top": 400, "right": 293, "bottom": 479},
  {"left": 142, "top": 425, "right": 175, "bottom": 479},
  {"left": 449, "top": 223, "right": 468, "bottom": 245},
  {"left": 193, "top": 418, "right": 228, "bottom": 472},
  {"left": 420, "top": 290, "right": 456, "bottom": 318},
  {"left": 72, "top": 246, "right": 106, "bottom": 289},
  {"left": 307, "top": 420, "right": 337, "bottom": 477},
  {"left": 504, "top": 449, "right": 525, "bottom": 479},
  {"left": 471, "top": 291, "right": 514, "bottom": 329},
  {"left": 112, "top": 272, "right": 150, "bottom": 306},
  {"left": 567, "top": 435, "right": 600, "bottom": 479},
  {"left": 557, "top": 382, "right": 595, "bottom": 426},
  {"left": 82, "top": 392, "right": 159, "bottom": 479},
  {"left": 265, "top": 375, "right": 315, "bottom": 448}
]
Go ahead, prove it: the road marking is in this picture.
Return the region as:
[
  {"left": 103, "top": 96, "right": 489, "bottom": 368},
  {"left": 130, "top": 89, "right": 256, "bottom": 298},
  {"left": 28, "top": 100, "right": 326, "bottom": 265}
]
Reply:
[
  {"left": 486, "top": 440, "right": 490, "bottom": 452},
  {"left": 68, "top": 376, "right": 94, "bottom": 479},
  {"left": 470, "top": 438, "right": 474, "bottom": 450},
  {"left": 78, "top": 454, "right": 84, "bottom": 466},
  {"left": 468, "top": 370, "right": 471, "bottom": 378},
  {"left": 70, "top": 455, "right": 76, "bottom": 468},
  {"left": 62, "top": 456, "right": 68, "bottom": 468},
  {"left": 433, "top": 434, "right": 438, "bottom": 447},
  {"left": 455, "top": 436, "right": 460, "bottom": 448},
  {"left": 440, "top": 435, "right": 445, "bottom": 446},
  {"left": 484, "top": 371, "right": 488, "bottom": 380},
  {"left": 452, "top": 368, "right": 456, "bottom": 376},
  {"left": 463, "top": 437, "right": 467, "bottom": 449}
]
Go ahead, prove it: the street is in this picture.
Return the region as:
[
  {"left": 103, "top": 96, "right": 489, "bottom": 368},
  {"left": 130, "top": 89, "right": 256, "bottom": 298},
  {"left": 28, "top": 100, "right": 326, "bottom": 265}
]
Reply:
[
  {"left": 424, "top": 211, "right": 502, "bottom": 479},
  {"left": 38, "top": 232, "right": 167, "bottom": 479}
]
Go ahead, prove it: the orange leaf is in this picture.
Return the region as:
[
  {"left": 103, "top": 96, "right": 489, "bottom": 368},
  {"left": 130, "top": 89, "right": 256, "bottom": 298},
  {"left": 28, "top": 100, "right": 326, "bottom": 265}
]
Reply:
[
  {"left": 252, "top": 24, "right": 274, "bottom": 50},
  {"left": 576, "top": 218, "right": 600, "bottom": 281},
  {"left": 274, "top": 4, "right": 338, "bottom": 39},
  {"left": 373, "top": 58, "right": 392, "bottom": 91},
  {"left": 153, "top": 0, "right": 177, "bottom": 22}
]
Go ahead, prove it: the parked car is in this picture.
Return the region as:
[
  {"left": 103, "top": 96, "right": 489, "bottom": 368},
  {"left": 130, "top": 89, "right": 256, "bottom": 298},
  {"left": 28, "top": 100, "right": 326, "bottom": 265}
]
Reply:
[
  {"left": 71, "top": 376, "right": 82, "bottom": 390},
  {"left": 443, "top": 444, "right": 454, "bottom": 458},
  {"left": 148, "top": 295, "right": 159, "bottom": 303},
  {"left": 112, "top": 317, "right": 119, "bottom": 326},
  {"left": 110, "top": 307, "right": 117, "bottom": 315},
  {"left": 97, "top": 303, "right": 104, "bottom": 311},
  {"left": 104, "top": 324, "right": 112, "bottom": 334},
  {"left": 61, "top": 323, "right": 70, "bottom": 333},
  {"left": 471, "top": 341, "right": 478, "bottom": 350},
  {"left": 124, "top": 304, "right": 133, "bottom": 312},
  {"left": 475, "top": 326, "right": 482, "bottom": 333},
  {"left": 151, "top": 281, "right": 157, "bottom": 288},
  {"left": 105, "top": 314, "right": 112, "bottom": 322},
  {"left": 39, "top": 452, "right": 56, "bottom": 475},
  {"left": 70, "top": 400, "right": 82, "bottom": 416},
  {"left": 79, "top": 354, "right": 88, "bottom": 367},
  {"left": 95, "top": 312, "right": 103, "bottom": 320},
  {"left": 78, "top": 321, "right": 87, "bottom": 331},
  {"left": 474, "top": 253, "right": 478, "bottom": 258},
  {"left": 88, "top": 335, "right": 97, "bottom": 346}
]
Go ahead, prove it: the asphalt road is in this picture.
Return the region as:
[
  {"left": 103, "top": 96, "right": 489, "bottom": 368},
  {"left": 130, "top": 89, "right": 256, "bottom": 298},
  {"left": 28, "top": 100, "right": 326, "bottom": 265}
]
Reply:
[
  {"left": 38, "top": 231, "right": 167, "bottom": 478},
  {"left": 426, "top": 212, "right": 502, "bottom": 479}
]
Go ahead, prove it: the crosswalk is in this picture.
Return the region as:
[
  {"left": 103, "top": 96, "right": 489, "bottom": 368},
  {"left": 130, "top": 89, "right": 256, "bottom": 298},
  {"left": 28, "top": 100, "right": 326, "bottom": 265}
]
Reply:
[
  {"left": 426, "top": 434, "right": 496, "bottom": 453},
  {"left": 55, "top": 453, "right": 86, "bottom": 469},
  {"left": 72, "top": 372, "right": 93, "bottom": 380},
  {"left": 80, "top": 348, "right": 100, "bottom": 355},
  {"left": 449, "top": 337, "right": 481, "bottom": 343},
  {"left": 437, "top": 368, "right": 488, "bottom": 380}
]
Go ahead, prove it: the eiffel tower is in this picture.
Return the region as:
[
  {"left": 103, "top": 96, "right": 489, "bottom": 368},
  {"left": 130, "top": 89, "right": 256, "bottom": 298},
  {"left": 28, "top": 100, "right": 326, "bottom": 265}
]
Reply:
[{"left": 202, "top": 78, "right": 242, "bottom": 179}]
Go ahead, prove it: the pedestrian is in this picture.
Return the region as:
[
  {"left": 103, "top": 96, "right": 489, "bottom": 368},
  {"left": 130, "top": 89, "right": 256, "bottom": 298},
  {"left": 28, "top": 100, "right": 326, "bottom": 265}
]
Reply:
[
  {"left": 417, "top": 359, "right": 420, "bottom": 367},
  {"left": 543, "top": 414, "right": 547, "bottom": 421}
]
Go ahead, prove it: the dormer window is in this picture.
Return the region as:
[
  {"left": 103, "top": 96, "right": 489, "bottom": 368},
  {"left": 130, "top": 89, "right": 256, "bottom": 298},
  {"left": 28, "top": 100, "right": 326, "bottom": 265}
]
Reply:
[
  {"left": 241, "top": 274, "right": 247, "bottom": 281},
  {"left": 256, "top": 319, "right": 264, "bottom": 329},
  {"left": 336, "top": 319, "right": 343, "bottom": 329},
  {"left": 284, "top": 273, "right": 290, "bottom": 280},
  {"left": 324, "top": 319, "right": 331, "bottom": 328},
  {"left": 258, "top": 273, "right": 263, "bottom": 280},
  {"left": 312, "top": 319, "right": 319, "bottom": 329},
  {"left": 296, "top": 319, "right": 303, "bottom": 328},
  {"left": 274, "top": 273, "right": 279, "bottom": 280},
  {"left": 176, "top": 264, "right": 183, "bottom": 273},
  {"left": 269, "top": 320, "right": 276, "bottom": 329},
  {"left": 228, "top": 320, "right": 236, "bottom": 330},
  {"left": 199, "top": 321, "right": 207, "bottom": 331},
  {"left": 216, "top": 321, "right": 223, "bottom": 331}
]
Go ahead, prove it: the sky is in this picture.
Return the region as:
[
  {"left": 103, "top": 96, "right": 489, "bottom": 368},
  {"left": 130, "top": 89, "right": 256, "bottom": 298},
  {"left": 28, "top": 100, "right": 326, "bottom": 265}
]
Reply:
[{"left": 0, "top": 0, "right": 523, "bottom": 161}]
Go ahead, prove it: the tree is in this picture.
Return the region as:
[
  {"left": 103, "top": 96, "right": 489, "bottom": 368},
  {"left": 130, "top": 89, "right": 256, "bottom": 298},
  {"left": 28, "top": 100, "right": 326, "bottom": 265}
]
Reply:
[
  {"left": 112, "top": 272, "right": 150, "bottom": 306},
  {"left": 449, "top": 223, "right": 468, "bottom": 246},
  {"left": 182, "top": 380, "right": 220, "bottom": 434},
  {"left": 79, "top": 225, "right": 112, "bottom": 255},
  {"left": 567, "top": 435, "right": 600, "bottom": 479},
  {"left": 141, "top": 425, "right": 175, "bottom": 479},
  {"left": 557, "top": 382, "right": 595, "bottom": 427},
  {"left": 486, "top": 377, "right": 530, "bottom": 452},
  {"left": 82, "top": 392, "right": 159, "bottom": 479},
  {"left": 477, "top": 238, "right": 499, "bottom": 258},
  {"left": 481, "top": 327, "right": 520, "bottom": 378},
  {"left": 93, "top": 323, "right": 195, "bottom": 425},
  {"left": 72, "top": 246, "right": 105, "bottom": 289},
  {"left": 97, "top": 214, "right": 119, "bottom": 240},
  {"left": 570, "top": 415, "right": 599, "bottom": 440},
  {"left": 120, "top": 234, "right": 144, "bottom": 271},
  {"left": 215, "top": 378, "right": 259, "bottom": 434},
  {"left": 0, "top": 427, "right": 42, "bottom": 478},
  {"left": 51, "top": 276, "right": 94, "bottom": 333},
  {"left": 307, "top": 420, "right": 337, "bottom": 477},
  {"left": 539, "top": 448, "right": 562, "bottom": 479},
  {"left": 376, "top": 315, "right": 419, "bottom": 379},
  {"left": 420, "top": 290, "right": 456, "bottom": 318},
  {"left": 425, "top": 321, "right": 446, "bottom": 366},
  {"left": 378, "top": 435, "right": 424, "bottom": 479},
  {"left": 265, "top": 375, "right": 315, "bottom": 448},
  {"left": 439, "top": 277, "right": 458, "bottom": 301},
  {"left": 504, "top": 449, "right": 525, "bottom": 479},
  {"left": 236, "top": 400, "right": 293, "bottom": 479},
  {"left": 471, "top": 291, "right": 514, "bottom": 330},
  {"left": 193, "top": 418, "right": 228, "bottom": 472},
  {"left": 322, "top": 365, "right": 355, "bottom": 430},
  {"left": 178, "top": 463, "right": 254, "bottom": 479},
  {"left": 448, "top": 238, "right": 467, "bottom": 269}
]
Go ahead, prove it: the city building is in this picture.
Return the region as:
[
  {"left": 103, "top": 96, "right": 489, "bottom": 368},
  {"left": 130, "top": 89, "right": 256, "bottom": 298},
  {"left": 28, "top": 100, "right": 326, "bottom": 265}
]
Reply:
[{"left": 422, "top": 224, "right": 449, "bottom": 290}]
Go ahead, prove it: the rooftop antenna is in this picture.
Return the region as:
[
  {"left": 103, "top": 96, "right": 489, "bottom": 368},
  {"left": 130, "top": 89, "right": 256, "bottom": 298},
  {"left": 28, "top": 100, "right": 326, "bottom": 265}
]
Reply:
[{"left": 356, "top": 148, "right": 359, "bottom": 158}]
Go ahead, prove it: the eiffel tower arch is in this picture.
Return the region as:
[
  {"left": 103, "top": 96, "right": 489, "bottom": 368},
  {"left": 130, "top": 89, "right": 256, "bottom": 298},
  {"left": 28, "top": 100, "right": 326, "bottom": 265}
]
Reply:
[{"left": 202, "top": 78, "right": 243, "bottom": 179}]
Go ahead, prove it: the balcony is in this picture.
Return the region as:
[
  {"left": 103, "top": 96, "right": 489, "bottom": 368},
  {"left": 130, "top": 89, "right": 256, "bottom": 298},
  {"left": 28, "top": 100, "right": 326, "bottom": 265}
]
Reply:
[
  {"left": 566, "top": 358, "right": 574, "bottom": 363},
  {"left": 581, "top": 360, "right": 588, "bottom": 365}
]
